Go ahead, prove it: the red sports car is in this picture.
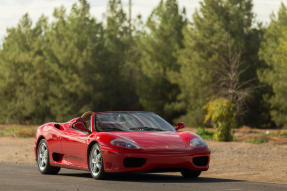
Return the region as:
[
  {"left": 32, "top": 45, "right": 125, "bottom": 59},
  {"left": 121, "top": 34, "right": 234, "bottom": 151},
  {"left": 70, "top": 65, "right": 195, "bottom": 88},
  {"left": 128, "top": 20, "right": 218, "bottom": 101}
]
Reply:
[{"left": 34, "top": 111, "right": 210, "bottom": 179}]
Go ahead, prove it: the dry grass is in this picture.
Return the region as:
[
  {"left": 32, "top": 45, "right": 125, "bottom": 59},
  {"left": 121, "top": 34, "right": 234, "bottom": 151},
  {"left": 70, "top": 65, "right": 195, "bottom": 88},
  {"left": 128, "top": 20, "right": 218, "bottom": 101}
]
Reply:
[
  {"left": 1, "top": 124, "right": 287, "bottom": 144},
  {"left": 0, "top": 125, "right": 37, "bottom": 138},
  {"left": 185, "top": 126, "right": 287, "bottom": 144}
]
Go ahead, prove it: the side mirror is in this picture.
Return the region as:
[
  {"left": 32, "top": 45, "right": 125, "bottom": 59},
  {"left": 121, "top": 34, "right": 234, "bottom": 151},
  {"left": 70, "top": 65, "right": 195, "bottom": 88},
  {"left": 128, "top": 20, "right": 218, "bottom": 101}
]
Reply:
[
  {"left": 72, "top": 121, "right": 91, "bottom": 134},
  {"left": 176, "top": 122, "right": 185, "bottom": 131}
]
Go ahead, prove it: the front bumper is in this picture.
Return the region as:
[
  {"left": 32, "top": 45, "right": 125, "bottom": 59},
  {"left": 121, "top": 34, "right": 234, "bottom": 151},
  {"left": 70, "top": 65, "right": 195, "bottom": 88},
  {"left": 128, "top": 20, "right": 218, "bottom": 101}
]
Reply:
[{"left": 101, "top": 147, "right": 210, "bottom": 173}]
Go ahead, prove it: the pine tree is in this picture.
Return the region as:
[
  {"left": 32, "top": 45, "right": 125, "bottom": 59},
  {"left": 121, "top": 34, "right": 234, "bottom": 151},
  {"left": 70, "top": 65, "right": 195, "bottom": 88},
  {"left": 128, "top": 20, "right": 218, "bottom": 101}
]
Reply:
[
  {"left": 173, "top": 0, "right": 260, "bottom": 126},
  {"left": 0, "top": 14, "right": 51, "bottom": 123},
  {"left": 0, "top": 0, "right": 141, "bottom": 123},
  {"left": 44, "top": 0, "right": 107, "bottom": 121},
  {"left": 137, "top": 0, "right": 186, "bottom": 121},
  {"left": 101, "top": 0, "right": 138, "bottom": 110},
  {"left": 259, "top": 3, "right": 287, "bottom": 128}
]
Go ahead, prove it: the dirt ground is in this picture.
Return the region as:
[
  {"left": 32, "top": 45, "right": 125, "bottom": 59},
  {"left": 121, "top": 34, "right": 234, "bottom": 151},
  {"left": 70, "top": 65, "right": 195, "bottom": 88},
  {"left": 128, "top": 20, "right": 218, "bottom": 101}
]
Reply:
[
  {"left": 0, "top": 137, "right": 286, "bottom": 184},
  {"left": 205, "top": 140, "right": 287, "bottom": 184}
]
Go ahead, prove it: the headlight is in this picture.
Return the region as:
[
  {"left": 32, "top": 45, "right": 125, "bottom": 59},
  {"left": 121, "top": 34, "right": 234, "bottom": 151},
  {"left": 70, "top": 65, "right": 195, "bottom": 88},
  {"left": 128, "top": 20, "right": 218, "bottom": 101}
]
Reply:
[
  {"left": 190, "top": 137, "right": 206, "bottom": 148},
  {"left": 110, "top": 138, "right": 140, "bottom": 149}
]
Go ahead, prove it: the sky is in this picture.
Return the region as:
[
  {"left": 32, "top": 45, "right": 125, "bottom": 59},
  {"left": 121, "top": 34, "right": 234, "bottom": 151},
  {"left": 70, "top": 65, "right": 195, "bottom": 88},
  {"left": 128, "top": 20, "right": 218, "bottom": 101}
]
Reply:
[{"left": 0, "top": 0, "right": 287, "bottom": 41}]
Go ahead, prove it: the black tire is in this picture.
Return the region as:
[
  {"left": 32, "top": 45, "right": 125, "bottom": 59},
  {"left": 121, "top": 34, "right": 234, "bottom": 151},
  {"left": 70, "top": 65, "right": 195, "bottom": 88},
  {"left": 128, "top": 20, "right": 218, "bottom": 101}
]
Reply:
[
  {"left": 89, "top": 143, "right": 107, "bottom": 179},
  {"left": 181, "top": 170, "right": 201, "bottom": 179},
  {"left": 37, "top": 139, "right": 60, "bottom": 174}
]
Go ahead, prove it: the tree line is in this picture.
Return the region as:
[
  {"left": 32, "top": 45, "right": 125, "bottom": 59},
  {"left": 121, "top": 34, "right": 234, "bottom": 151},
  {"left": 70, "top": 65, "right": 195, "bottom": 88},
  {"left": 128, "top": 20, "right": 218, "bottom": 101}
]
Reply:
[{"left": 0, "top": 0, "right": 287, "bottom": 129}]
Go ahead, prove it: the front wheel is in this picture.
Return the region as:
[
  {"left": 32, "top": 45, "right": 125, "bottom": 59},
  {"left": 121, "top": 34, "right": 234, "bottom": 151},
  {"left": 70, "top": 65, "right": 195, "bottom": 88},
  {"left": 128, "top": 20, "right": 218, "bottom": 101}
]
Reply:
[
  {"left": 181, "top": 170, "right": 201, "bottom": 179},
  {"left": 37, "top": 139, "right": 60, "bottom": 174},
  {"left": 89, "top": 143, "right": 107, "bottom": 179}
]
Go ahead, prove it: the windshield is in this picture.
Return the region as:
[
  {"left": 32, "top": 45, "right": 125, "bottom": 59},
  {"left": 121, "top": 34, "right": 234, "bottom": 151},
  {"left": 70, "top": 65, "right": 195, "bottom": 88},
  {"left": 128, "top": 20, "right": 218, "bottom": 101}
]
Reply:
[{"left": 94, "top": 112, "right": 175, "bottom": 132}]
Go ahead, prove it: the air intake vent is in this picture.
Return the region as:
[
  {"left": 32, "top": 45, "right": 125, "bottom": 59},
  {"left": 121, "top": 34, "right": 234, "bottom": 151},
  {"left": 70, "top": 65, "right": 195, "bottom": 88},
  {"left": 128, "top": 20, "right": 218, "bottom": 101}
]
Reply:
[
  {"left": 123, "top": 158, "right": 146, "bottom": 168},
  {"left": 193, "top": 156, "right": 209, "bottom": 166}
]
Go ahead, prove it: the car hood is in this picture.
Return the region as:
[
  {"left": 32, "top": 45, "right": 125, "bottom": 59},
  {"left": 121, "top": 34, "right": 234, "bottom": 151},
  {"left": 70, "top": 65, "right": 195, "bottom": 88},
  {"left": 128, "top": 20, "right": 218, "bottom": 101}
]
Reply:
[{"left": 107, "top": 131, "right": 190, "bottom": 152}]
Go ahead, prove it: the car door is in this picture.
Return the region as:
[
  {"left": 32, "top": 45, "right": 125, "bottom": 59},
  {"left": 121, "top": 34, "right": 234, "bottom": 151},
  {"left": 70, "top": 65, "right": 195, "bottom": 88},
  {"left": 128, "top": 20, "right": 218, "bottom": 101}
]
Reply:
[{"left": 61, "top": 120, "right": 90, "bottom": 169}]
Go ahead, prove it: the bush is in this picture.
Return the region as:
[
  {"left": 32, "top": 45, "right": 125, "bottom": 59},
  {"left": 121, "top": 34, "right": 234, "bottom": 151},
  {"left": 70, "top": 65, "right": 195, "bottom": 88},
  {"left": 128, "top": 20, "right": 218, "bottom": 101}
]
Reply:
[
  {"left": 203, "top": 98, "right": 236, "bottom": 141},
  {"left": 196, "top": 127, "right": 214, "bottom": 139},
  {"left": 247, "top": 135, "right": 268, "bottom": 144},
  {"left": 281, "top": 131, "right": 287, "bottom": 136}
]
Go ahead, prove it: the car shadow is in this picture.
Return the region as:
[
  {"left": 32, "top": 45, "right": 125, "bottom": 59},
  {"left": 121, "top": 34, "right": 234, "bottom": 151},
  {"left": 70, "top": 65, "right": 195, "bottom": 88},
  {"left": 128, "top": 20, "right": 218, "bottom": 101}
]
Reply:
[{"left": 58, "top": 172, "right": 244, "bottom": 183}]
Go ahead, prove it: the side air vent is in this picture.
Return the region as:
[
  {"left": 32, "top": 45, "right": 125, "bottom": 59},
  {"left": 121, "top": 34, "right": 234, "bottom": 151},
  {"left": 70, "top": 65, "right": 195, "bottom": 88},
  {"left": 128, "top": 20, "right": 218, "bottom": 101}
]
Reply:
[
  {"left": 54, "top": 124, "right": 63, "bottom": 130},
  {"left": 52, "top": 153, "right": 63, "bottom": 162}
]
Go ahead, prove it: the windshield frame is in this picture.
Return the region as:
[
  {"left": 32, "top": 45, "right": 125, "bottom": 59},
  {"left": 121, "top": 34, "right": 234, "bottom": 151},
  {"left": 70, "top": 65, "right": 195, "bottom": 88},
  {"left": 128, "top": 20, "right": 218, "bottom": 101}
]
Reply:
[{"left": 93, "top": 111, "right": 175, "bottom": 132}]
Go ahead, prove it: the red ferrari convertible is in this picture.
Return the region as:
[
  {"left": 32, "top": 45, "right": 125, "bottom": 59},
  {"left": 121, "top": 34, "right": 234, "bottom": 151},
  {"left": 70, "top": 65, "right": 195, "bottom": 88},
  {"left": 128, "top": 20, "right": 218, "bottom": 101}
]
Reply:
[{"left": 34, "top": 111, "right": 210, "bottom": 179}]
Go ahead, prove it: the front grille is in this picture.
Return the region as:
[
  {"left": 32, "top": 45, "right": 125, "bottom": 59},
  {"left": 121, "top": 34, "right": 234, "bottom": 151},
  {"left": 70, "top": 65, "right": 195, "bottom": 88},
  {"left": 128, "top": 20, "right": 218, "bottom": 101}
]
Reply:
[
  {"left": 123, "top": 158, "right": 146, "bottom": 168},
  {"left": 193, "top": 156, "right": 209, "bottom": 166}
]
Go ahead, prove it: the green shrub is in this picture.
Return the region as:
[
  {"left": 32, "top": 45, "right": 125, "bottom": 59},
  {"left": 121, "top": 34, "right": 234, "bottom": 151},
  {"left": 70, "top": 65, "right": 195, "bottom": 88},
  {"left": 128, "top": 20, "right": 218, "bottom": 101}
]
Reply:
[
  {"left": 196, "top": 127, "right": 214, "bottom": 139},
  {"left": 203, "top": 98, "right": 236, "bottom": 141},
  {"left": 281, "top": 131, "right": 287, "bottom": 136},
  {"left": 247, "top": 135, "right": 268, "bottom": 144}
]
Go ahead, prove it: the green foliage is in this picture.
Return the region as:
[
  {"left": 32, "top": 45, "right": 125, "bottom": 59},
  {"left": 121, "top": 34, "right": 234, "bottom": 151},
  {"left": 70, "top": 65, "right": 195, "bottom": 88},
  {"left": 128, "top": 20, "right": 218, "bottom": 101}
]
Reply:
[
  {"left": 172, "top": 0, "right": 264, "bottom": 127},
  {"left": 102, "top": 0, "right": 140, "bottom": 111},
  {"left": 259, "top": 3, "right": 287, "bottom": 128},
  {"left": 204, "top": 98, "right": 236, "bottom": 141},
  {"left": 44, "top": 0, "right": 108, "bottom": 121},
  {"left": 0, "top": 0, "right": 141, "bottom": 124},
  {"left": 247, "top": 135, "right": 268, "bottom": 144},
  {"left": 0, "top": 0, "right": 286, "bottom": 130},
  {"left": 0, "top": 14, "right": 51, "bottom": 123},
  {"left": 136, "top": 0, "right": 186, "bottom": 121},
  {"left": 196, "top": 127, "right": 214, "bottom": 139}
]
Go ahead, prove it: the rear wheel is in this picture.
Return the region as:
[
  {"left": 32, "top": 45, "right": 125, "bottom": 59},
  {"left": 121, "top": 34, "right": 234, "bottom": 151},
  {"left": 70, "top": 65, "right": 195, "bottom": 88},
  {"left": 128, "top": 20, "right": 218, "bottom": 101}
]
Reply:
[
  {"left": 89, "top": 143, "right": 107, "bottom": 179},
  {"left": 181, "top": 170, "right": 201, "bottom": 179},
  {"left": 37, "top": 139, "right": 60, "bottom": 174}
]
